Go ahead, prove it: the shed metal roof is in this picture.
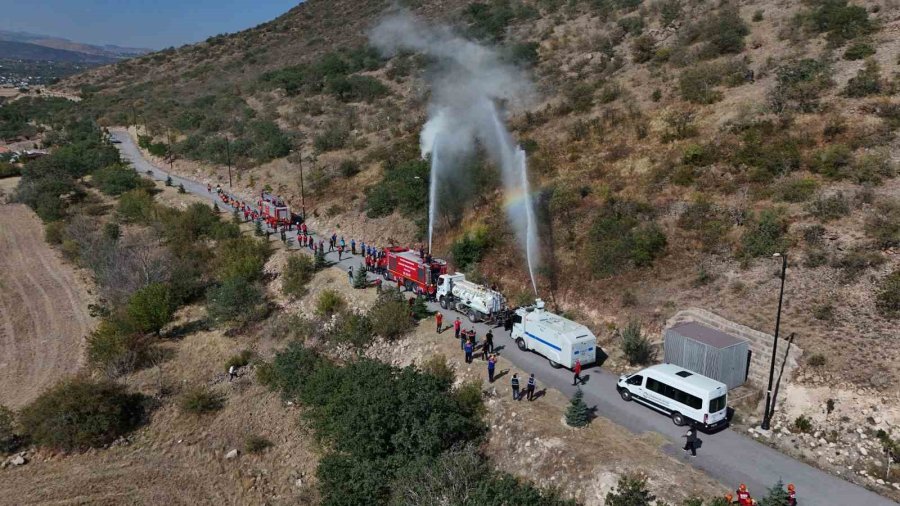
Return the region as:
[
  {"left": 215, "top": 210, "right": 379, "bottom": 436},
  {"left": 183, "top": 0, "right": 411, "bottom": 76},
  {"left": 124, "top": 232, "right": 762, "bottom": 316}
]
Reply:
[{"left": 668, "top": 321, "right": 746, "bottom": 349}]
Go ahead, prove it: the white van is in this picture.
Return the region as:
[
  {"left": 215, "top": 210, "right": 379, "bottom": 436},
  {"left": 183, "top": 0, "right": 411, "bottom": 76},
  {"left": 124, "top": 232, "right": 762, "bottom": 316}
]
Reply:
[
  {"left": 510, "top": 299, "right": 598, "bottom": 369},
  {"left": 616, "top": 363, "right": 728, "bottom": 429}
]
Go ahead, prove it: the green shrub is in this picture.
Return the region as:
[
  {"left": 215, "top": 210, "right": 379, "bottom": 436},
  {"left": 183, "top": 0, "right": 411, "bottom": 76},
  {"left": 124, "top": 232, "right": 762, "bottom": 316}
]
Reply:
[
  {"left": 851, "top": 150, "right": 895, "bottom": 184},
  {"left": 740, "top": 209, "right": 788, "bottom": 258},
  {"left": 809, "top": 0, "right": 873, "bottom": 46},
  {"left": 679, "top": 59, "right": 749, "bottom": 104},
  {"left": 617, "top": 16, "right": 644, "bottom": 35},
  {"left": 179, "top": 386, "right": 224, "bottom": 414},
  {"left": 19, "top": 378, "right": 145, "bottom": 450},
  {"left": 876, "top": 269, "right": 900, "bottom": 318},
  {"left": 772, "top": 177, "right": 818, "bottom": 202},
  {"left": 808, "top": 353, "right": 828, "bottom": 369},
  {"left": 661, "top": 110, "right": 698, "bottom": 142},
  {"left": 225, "top": 350, "right": 254, "bottom": 371},
  {"left": 507, "top": 41, "right": 540, "bottom": 66},
  {"left": 327, "top": 75, "right": 390, "bottom": 103},
  {"left": 606, "top": 474, "right": 656, "bottom": 506},
  {"left": 843, "top": 42, "right": 875, "bottom": 60},
  {"left": 813, "top": 303, "right": 834, "bottom": 322},
  {"left": 0, "top": 162, "right": 22, "bottom": 178},
  {"left": 244, "top": 434, "right": 273, "bottom": 454},
  {"left": 206, "top": 277, "right": 267, "bottom": 324},
  {"left": 329, "top": 311, "right": 374, "bottom": 347},
  {"left": 44, "top": 220, "right": 66, "bottom": 244},
  {"left": 262, "top": 341, "right": 322, "bottom": 399},
  {"left": 691, "top": 6, "right": 750, "bottom": 58},
  {"left": 126, "top": 282, "right": 174, "bottom": 335},
  {"left": 313, "top": 121, "right": 350, "bottom": 152},
  {"left": 865, "top": 200, "right": 900, "bottom": 248},
  {"left": 116, "top": 189, "right": 155, "bottom": 223},
  {"left": 808, "top": 144, "right": 853, "bottom": 179},
  {"left": 282, "top": 254, "right": 316, "bottom": 299},
  {"left": 450, "top": 226, "right": 492, "bottom": 271},
  {"left": 86, "top": 319, "right": 151, "bottom": 378},
  {"left": 463, "top": 2, "right": 517, "bottom": 41},
  {"left": 770, "top": 59, "right": 833, "bottom": 112},
  {"left": 587, "top": 201, "right": 667, "bottom": 277},
  {"left": 752, "top": 9, "right": 764, "bottom": 22},
  {"left": 831, "top": 248, "right": 884, "bottom": 281},
  {"left": 844, "top": 59, "right": 882, "bottom": 98},
  {"left": 631, "top": 35, "right": 656, "bottom": 64},
  {"left": 338, "top": 159, "right": 360, "bottom": 178},
  {"left": 806, "top": 192, "right": 850, "bottom": 221},
  {"left": 369, "top": 288, "right": 414, "bottom": 340},
  {"left": 316, "top": 289, "right": 346, "bottom": 317},
  {"left": 620, "top": 319, "right": 656, "bottom": 366},
  {"left": 365, "top": 158, "right": 429, "bottom": 219},
  {"left": 214, "top": 236, "right": 271, "bottom": 283},
  {"left": 420, "top": 354, "right": 455, "bottom": 385},
  {"left": 92, "top": 164, "right": 144, "bottom": 196},
  {"left": 660, "top": 0, "right": 682, "bottom": 26},
  {"left": 453, "top": 380, "right": 486, "bottom": 419},
  {"left": 794, "top": 415, "right": 813, "bottom": 433},
  {"left": 0, "top": 405, "right": 17, "bottom": 454}
]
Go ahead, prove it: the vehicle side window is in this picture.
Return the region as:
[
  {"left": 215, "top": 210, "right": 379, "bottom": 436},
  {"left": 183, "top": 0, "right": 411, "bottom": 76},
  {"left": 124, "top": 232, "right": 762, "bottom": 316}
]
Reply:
[
  {"left": 627, "top": 374, "right": 643, "bottom": 386},
  {"left": 646, "top": 378, "right": 658, "bottom": 393},
  {"left": 512, "top": 314, "right": 522, "bottom": 324}
]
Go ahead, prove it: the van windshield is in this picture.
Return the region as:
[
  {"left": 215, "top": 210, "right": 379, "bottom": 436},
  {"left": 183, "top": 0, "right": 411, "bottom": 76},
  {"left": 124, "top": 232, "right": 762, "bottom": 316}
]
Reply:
[{"left": 710, "top": 394, "right": 727, "bottom": 413}]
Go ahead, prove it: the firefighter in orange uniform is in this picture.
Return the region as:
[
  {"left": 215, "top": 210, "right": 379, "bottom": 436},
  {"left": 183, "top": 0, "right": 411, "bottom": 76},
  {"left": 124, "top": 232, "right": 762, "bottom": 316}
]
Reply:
[
  {"left": 736, "top": 484, "right": 752, "bottom": 506},
  {"left": 786, "top": 483, "right": 796, "bottom": 506}
]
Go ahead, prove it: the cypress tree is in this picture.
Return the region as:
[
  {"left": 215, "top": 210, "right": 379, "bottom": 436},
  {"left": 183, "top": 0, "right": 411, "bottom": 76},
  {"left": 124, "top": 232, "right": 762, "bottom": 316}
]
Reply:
[
  {"left": 758, "top": 479, "right": 790, "bottom": 506},
  {"left": 565, "top": 388, "right": 590, "bottom": 427},
  {"left": 353, "top": 264, "right": 368, "bottom": 288}
]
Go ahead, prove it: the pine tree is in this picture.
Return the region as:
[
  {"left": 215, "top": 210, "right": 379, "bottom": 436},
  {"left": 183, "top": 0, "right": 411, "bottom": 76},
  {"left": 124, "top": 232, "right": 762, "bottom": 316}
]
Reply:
[
  {"left": 254, "top": 220, "right": 263, "bottom": 236},
  {"left": 410, "top": 295, "right": 430, "bottom": 320},
  {"left": 165, "top": 175, "right": 173, "bottom": 186},
  {"left": 758, "top": 479, "right": 789, "bottom": 506},
  {"left": 352, "top": 264, "right": 368, "bottom": 288},
  {"left": 565, "top": 387, "right": 590, "bottom": 428}
]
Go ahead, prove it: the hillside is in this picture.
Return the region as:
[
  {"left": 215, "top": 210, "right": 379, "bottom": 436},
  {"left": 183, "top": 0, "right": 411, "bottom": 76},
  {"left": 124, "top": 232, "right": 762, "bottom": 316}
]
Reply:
[
  {"left": 0, "top": 30, "right": 150, "bottom": 59},
  {"left": 58, "top": 0, "right": 900, "bottom": 403}
]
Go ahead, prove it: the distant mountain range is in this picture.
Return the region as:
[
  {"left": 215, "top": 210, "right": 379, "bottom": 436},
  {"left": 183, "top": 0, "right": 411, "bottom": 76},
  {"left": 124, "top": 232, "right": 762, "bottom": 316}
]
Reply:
[{"left": 0, "top": 30, "right": 151, "bottom": 63}]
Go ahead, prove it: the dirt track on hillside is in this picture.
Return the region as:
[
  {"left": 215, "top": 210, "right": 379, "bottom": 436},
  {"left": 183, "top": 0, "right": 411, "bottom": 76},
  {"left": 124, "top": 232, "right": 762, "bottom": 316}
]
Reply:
[{"left": 0, "top": 202, "right": 95, "bottom": 409}]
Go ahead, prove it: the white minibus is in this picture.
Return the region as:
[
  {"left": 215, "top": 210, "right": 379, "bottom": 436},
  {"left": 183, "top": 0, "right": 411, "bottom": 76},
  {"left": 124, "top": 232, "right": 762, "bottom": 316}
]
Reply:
[{"left": 616, "top": 363, "right": 728, "bottom": 430}]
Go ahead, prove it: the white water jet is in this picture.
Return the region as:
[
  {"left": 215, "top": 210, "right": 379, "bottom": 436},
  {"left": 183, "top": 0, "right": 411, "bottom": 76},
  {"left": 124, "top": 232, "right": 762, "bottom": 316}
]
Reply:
[
  {"left": 427, "top": 137, "right": 440, "bottom": 254},
  {"left": 487, "top": 103, "right": 539, "bottom": 295}
]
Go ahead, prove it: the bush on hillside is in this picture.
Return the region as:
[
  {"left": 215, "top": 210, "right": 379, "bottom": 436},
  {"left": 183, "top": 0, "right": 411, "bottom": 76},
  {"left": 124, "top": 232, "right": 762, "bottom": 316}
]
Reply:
[
  {"left": 844, "top": 59, "right": 883, "bottom": 98},
  {"left": 586, "top": 201, "right": 667, "bottom": 277},
  {"left": 214, "top": 236, "right": 271, "bottom": 283},
  {"left": 772, "top": 177, "right": 818, "bottom": 202},
  {"left": 315, "top": 289, "right": 345, "bottom": 318},
  {"left": 808, "top": 0, "right": 873, "bottom": 46},
  {"left": 244, "top": 435, "right": 273, "bottom": 454},
  {"left": 369, "top": 288, "right": 414, "bottom": 340},
  {"left": 876, "top": 269, "right": 900, "bottom": 318},
  {"left": 620, "top": 319, "right": 656, "bottom": 365},
  {"left": 86, "top": 318, "right": 153, "bottom": 378},
  {"left": 806, "top": 192, "right": 850, "bottom": 221},
  {"left": 631, "top": 35, "right": 656, "bottom": 64},
  {"left": 809, "top": 143, "right": 853, "bottom": 179},
  {"left": 225, "top": 350, "right": 254, "bottom": 371},
  {"left": 313, "top": 121, "right": 350, "bottom": 152},
  {"left": 19, "top": 378, "right": 146, "bottom": 451},
  {"left": 116, "top": 189, "right": 155, "bottom": 223},
  {"left": 733, "top": 123, "right": 802, "bottom": 181},
  {"left": 206, "top": 277, "right": 268, "bottom": 325},
  {"left": 740, "top": 209, "right": 789, "bottom": 259},
  {"left": 843, "top": 41, "right": 875, "bottom": 60},
  {"left": 865, "top": 199, "right": 900, "bottom": 248},
  {"left": 605, "top": 474, "right": 657, "bottom": 506},
  {"left": 91, "top": 164, "right": 146, "bottom": 196},
  {"left": 0, "top": 405, "right": 17, "bottom": 454},
  {"left": 450, "top": 226, "right": 492, "bottom": 271},
  {"left": 282, "top": 254, "right": 316, "bottom": 299},
  {"left": 770, "top": 59, "right": 833, "bottom": 112},
  {"left": 178, "top": 386, "right": 224, "bottom": 414},
  {"left": 126, "top": 282, "right": 174, "bottom": 335},
  {"left": 365, "top": 158, "right": 429, "bottom": 219},
  {"left": 851, "top": 150, "right": 895, "bottom": 185}
]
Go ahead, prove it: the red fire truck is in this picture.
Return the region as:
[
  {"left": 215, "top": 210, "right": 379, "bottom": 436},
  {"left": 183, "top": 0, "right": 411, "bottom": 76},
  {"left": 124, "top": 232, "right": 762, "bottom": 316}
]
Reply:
[
  {"left": 259, "top": 191, "right": 291, "bottom": 226},
  {"left": 384, "top": 247, "right": 447, "bottom": 294}
]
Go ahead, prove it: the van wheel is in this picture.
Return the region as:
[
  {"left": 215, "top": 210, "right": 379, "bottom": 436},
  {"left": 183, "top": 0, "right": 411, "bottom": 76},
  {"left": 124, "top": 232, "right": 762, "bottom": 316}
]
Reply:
[
  {"left": 671, "top": 412, "right": 686, "bottom": 426},
  {"left": 620, "top": 389, "right": 633, "bottom": 402},
  {"left": 516, "top": 338, "right": 527, "bottom": 351},
  {"left": 439, "top": 297, "right": 448, "bottom": 309},
  {"left": 548, "top": 359, "right": 562, "bottom": 369}
]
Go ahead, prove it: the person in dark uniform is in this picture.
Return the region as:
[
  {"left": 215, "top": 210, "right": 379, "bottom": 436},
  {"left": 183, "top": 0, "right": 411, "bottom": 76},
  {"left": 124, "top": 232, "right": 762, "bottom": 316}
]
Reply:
[
  {"left": 482, "top": 330, "right": 494, "bottom": 358},
  {"left": 682, "top": 425, "right": 699, "bottom": 457},
  {"left": 511, "top": 373, "right": 520, "bottom": 401},
  {"left": 526, "top": 373, "right": 536, "bottom": 401}
]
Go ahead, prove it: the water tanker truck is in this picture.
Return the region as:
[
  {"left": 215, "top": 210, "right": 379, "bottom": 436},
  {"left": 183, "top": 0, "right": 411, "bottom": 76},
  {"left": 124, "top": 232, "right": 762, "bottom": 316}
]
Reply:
[
  {"left": 436, "top": 273, "right": 506, "bottom": 323},
  {"left": 510, "top": 299, "right": 598, "bottom": 369}
]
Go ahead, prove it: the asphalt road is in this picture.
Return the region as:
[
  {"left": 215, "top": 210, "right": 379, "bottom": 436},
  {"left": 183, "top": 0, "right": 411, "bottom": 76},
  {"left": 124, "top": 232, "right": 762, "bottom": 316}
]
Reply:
[{"left": 112, "top": 130, "right": 898, "bottom": 506}]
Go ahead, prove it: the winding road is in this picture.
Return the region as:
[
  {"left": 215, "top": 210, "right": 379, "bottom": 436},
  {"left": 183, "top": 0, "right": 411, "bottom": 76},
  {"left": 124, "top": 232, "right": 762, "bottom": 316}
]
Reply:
[{"left": 112, "top": 129, "right": 898, "bottom": 506}]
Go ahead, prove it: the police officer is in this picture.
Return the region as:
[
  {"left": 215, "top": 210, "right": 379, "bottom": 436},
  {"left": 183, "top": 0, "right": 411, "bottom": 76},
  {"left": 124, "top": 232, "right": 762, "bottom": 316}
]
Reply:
[
  {"left": 511, "top": 373, "right": 520, "bottom": 401},
  {"left": 526, "top": 373, "right": 536, "bottom": 401}
]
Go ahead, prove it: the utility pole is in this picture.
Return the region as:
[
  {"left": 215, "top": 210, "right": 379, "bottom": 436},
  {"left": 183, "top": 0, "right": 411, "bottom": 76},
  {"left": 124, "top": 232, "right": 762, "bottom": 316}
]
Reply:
[
  {"left": 761, "top": 252, "right": 787, "bottom": 431},
  {"left": 165, "top": 127, "right": 173, "bottom": 171},
  {"left": 225, "top": 136, "right": 232, "bottom": 189},
  {"left": 298, "top": 153, "right": 306, "bottom": 220}
]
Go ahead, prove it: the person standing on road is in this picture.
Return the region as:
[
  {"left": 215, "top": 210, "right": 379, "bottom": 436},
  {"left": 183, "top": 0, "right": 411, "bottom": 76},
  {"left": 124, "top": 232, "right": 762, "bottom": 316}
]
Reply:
[
  {"left": 351, "top": 239, "right": 356, "bottom": 255},
  {"left": 454, "top": 318, "right": 461, "bottom": 340},
  {"left": 526, "top": 373, "right": 536, "bottom": 401},
  {"left": 682, "top": 425, "right": 699, "bottom": 457},
  {"left": 786, "top": 484, "right": 797, "bottom": 506},
  {"left": 483, "top": 330, "right": 494, "bottom": 356},
  {"left": 435, "top": 312, "right": 443, "bottom": 333},
  {"left": 511, "top": 373, "right": 520, "bottom": 401},
  {"left": 464, "top": 338, "right": 474, "bottom": 363},
  {"left": 572, "top": 359, "right": 582, "bottom": 386},
  {"left": 487, "top": 355, "right": 496, "bottom": 383},
  {"left": 347, "top": 266, "right": 353, "bottom": 283},
  {"left": 338, "top": 246, "right": 343, "bottom": 261},
  {"left": 504, "top": 313, "right": 513, "bottom": 336}
]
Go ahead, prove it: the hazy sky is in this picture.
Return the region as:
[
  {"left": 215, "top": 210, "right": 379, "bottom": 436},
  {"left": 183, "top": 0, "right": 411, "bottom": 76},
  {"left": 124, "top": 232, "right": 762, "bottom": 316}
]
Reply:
[{"left": 0, "top": 0, "right": 300, "bottom": 49}]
